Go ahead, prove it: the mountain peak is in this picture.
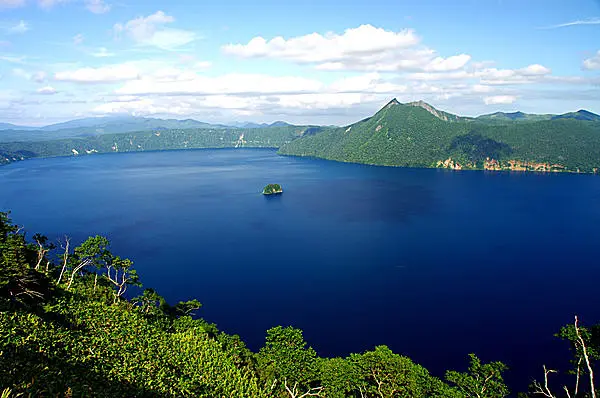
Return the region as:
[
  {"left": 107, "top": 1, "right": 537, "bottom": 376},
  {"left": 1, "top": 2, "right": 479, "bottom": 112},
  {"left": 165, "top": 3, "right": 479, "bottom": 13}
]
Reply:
[
  {"left": 384, "top": 98, "right": 401, "bottom": 109},
  {"left": 406, "top": 100, "right": 460, "bottom": 122},
  {"left": 551, "top": 109, "right": 600, "bottom": 121}
]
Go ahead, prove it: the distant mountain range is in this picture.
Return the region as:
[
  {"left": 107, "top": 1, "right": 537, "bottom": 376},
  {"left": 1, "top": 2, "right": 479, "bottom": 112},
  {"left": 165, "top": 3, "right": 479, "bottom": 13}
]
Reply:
[
  {"left": 227, "top": 121, "right": 294, "bottom": 129},
  {"left": 1, "top": 101, "right": 599, "bottom": 173},
  {"left": 475, "top": 109, "right": 600, "bottom": 122},
  {"left": 0, "top": 117, "right": 295, "bottom": 142}
]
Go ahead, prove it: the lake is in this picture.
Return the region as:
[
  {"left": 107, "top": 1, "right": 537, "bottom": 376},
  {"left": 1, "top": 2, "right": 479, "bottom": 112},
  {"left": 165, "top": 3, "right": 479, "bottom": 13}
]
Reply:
[{"left": 1, "top": 148, "right": 599, "bottom": 392}]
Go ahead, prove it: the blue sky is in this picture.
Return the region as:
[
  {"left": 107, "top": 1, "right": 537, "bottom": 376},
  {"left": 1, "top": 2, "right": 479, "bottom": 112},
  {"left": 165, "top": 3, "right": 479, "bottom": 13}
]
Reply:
[{"left": 0, "top": 0, "right": 599, "bottom": 126}]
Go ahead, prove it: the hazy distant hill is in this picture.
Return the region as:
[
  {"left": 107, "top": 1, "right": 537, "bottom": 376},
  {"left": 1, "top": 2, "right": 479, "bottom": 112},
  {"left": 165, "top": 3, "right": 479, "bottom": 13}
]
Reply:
[
  {"left": 476, "top": 111, "right": 553, "bottom": 122},
  {"left": 279, "top": 99, "right": 600, "bottom": 173},
  {"left": 0, "top": 117, "right": 299, "bottom": 142},
  {"left": 227, "top": 121, "right": 294, "bottom": 129},
  {"left": 551, "top": 110, "right": 600, "bottom": 121},
  {"left": 0, "top": 122, "right": 38, "bottom": 131},
  {"left": 0, "top": 116, "right": 230, "bottom": 142}
]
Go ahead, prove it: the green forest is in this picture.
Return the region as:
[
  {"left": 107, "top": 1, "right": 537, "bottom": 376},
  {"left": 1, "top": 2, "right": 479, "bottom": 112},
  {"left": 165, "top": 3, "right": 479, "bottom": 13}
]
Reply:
[
  {"left": 0, "top": 125, "right": 323, "bottom": 166},
  {"left": 1, "top": 212, "right": 598, "bottom": 397},
  {"left": 279, "top": 101, "right": 600, "bottom": 173}
]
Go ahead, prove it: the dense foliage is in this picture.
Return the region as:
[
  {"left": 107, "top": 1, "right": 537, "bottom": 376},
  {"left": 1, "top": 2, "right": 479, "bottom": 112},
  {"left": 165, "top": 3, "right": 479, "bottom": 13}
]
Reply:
[
  {"left": 279, "top": 101, "right": 600, "bottom": 173},
  {"left": 263, "top": 184, "right": 283, "bottom": 195},
  {"left": 1, "top": 212, "right": 599, "bottom": 397}
]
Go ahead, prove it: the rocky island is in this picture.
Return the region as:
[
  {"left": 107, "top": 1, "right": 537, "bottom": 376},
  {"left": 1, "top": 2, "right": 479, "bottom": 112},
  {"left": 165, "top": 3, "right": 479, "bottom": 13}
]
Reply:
[{"left": 262, "top": 184, "right": 283, "bottom": 195}]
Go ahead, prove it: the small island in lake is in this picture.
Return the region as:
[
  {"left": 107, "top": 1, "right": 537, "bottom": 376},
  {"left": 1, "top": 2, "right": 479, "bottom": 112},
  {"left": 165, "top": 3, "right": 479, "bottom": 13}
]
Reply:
[{"left": 262, "top": 183, "right": 283, "bottom": 195}]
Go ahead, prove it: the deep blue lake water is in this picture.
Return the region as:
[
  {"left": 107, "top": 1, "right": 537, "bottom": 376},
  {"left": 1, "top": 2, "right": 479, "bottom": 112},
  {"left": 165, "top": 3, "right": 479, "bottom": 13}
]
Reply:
[{"left": 1, "top": 148, "right": 599, "bottom": 392}]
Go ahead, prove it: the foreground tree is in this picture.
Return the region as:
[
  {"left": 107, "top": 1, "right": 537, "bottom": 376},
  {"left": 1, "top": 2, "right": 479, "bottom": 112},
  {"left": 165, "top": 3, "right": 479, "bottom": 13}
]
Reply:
[
  {"left": 529, "top": 316, "right": 598, "bottom": 398},
  {"left": 257, "top": 326, "right": 322, "bottom": 397},
  {"left": 446, "top": 353, "right": 509, "bottom": 398}
]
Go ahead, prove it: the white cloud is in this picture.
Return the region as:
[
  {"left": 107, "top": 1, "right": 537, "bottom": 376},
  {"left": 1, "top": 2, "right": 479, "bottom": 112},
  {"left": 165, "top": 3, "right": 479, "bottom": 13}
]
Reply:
[
  {"left": 114, "top": 11, "right": 196, "bottom": 50},
  {"left": 406, "top": 63, "right": 553, "bottom": 85},
  {"left": 583, "top": 51, "right": 600, "bottom": 71},
  {"left": 73, "top": 33, "right": 84, "bottom": 45},
  {"left": 472, "top": 84, "right": 493, "bottom": 93},
  {"left": 478, "top": 64, "right": 552, "bottom": 85},
  {"left": 116, "top": 73, "right": 324, "bottom": 96},
  {"left": 424, "top": 54, "right": 471, "bottom": 72},
  {"left": 54, "top": 64, "right": 140, "bottom": 83},
  {"left": 7, "top": 20, "right": 29, "bottom": 34},
  {"left": 327, "top": 73, "right": 406, "bottom": 94},
  {"left": 484, "top": 95, "right": 517, "bottom": 105},
  {"left": 224, "top": 24, "right": 469, "bottom": 73},
  {"left": 518, "top": 64, "right": 551, "bottom": 76},
  {"left": 223, "top": 25, "right": 418, "bottom": 62},
  {"left": 541, "top": 18, "right": 600, "bottom": 29},
  {"left": 91, "top": 47, "right": 115, "bottom": 57},
  {"left": 85, "top": 0, "right": 109, "bottom": 14},
  {"left": 37, "top": 86, "right": 57, "bottom": 95},
  {"left": 0, "top": 0, "right": 25, "bottom": 9},
  {"left": 194, "top": 61, "right": 211, "bottom": 69}
]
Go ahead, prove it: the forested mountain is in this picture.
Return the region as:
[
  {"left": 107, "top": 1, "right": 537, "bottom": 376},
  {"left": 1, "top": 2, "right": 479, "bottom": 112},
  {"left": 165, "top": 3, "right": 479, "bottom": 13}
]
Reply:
[
  {"left": 1, "top": 100, "right": 600, "bottom": 173},
  {"left": 279, "top": 100, "right": 600, "bottom": 173},
  {"left": 551, "top": 110, "right": 600, "bottom": 121},
  {"left": 0, "top": 125, "right": 326, "bottom": 165},
  {"left": 1, "top": 212, "right": 598, "bottom": 397}
]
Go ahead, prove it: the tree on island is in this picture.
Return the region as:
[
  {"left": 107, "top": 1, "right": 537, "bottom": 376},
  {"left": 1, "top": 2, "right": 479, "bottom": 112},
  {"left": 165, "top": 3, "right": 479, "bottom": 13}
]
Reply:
[{"left": 263, "top": 184, "right": 283, "bottom": 195}]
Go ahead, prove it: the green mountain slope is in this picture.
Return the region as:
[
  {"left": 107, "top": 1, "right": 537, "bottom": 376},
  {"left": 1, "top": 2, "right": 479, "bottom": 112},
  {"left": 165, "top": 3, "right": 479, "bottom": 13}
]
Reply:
[
  {"left": 279, "top": 100, "right": 600, "bottom": 173},
  {"left": 282, "top": 99, "right": 471, "bottom": 167}
]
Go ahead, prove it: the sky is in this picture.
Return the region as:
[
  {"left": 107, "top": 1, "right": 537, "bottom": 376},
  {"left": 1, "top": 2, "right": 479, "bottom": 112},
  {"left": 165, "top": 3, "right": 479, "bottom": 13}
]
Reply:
[{"left": 0, "top": 0, "right": 599, "bottom": 126}]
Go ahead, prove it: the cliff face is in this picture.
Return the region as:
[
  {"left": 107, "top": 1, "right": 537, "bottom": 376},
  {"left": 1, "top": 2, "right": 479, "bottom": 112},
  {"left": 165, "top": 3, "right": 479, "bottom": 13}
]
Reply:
[{"left": 436, "top": 157, "right": 568, "bottom": 173}]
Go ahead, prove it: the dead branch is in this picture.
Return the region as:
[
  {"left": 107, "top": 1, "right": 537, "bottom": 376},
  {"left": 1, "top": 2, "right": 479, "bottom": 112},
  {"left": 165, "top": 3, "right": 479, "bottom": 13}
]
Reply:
[
  {"left": 34, "top": 237, "right": 48, "bottom": 270},
  {"left": 532, "top": 365, "right": 558, "bottom": 398},
  {"left": 57, "top": 237, "right": 70, "bottom": 284},
  {"left": 67, "top": 258, "right": 91, "bottom": 290},
  {"left": 575, "top": 315, "right": 596, "bottom": 398},
  {"left": 283, "top": 379, "right": 323, "bottom": 398},
  {"left": 106, "top": 265, "right": 132, "bottom": 303}
]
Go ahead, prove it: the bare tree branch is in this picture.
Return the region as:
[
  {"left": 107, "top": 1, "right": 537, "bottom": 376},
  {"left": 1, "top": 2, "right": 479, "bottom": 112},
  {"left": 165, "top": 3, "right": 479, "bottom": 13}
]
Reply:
[
  {"left": 283, "top": 379, "right": 323, "bottom": 398},
  {"left": 575, "top": 315, "right": 596, "bottom": 398},
  {"left": 57, "top": 237, "right": 70, "bottom": 284},
  {"left": 532, "top": 365, "right": 557, "bottom": 398},
  {"left": 67, "top": 258, "right": 91, "bottom": 290}
]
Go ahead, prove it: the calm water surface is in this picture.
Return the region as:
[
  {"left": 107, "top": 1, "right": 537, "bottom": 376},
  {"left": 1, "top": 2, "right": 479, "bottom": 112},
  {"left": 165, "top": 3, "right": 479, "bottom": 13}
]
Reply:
[{"left": 1, "top": 148, "right": 599, "bottom": 391}]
